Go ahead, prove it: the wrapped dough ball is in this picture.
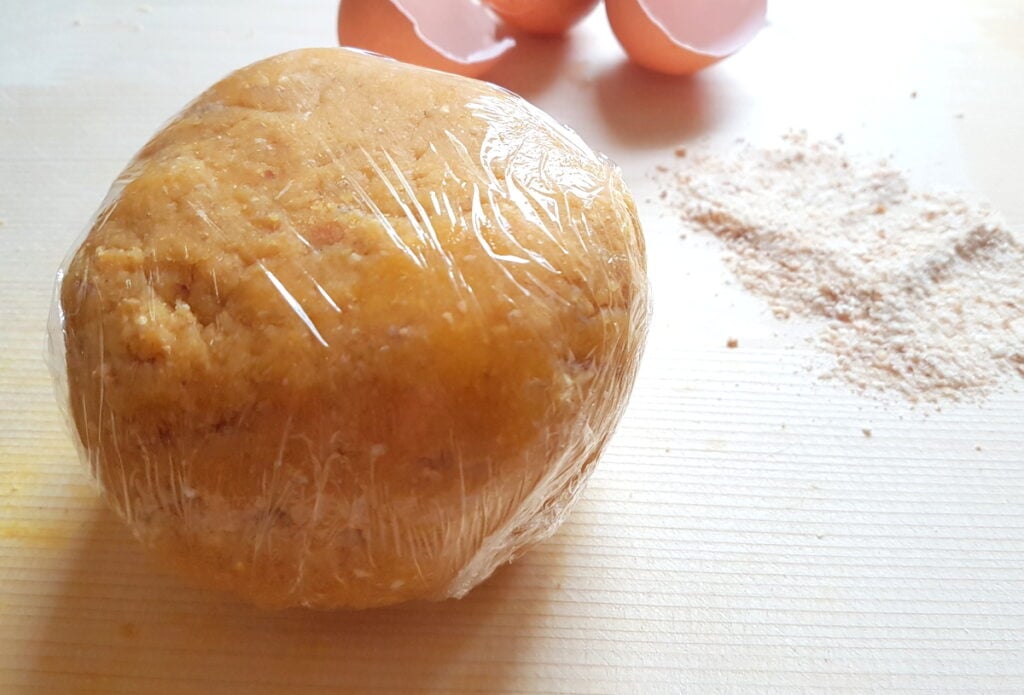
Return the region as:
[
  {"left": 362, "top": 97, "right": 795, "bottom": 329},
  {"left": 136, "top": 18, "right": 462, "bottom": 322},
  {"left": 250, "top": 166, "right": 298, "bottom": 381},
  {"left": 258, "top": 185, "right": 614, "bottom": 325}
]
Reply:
[{"left": 55, "top": 48, "right": 648, "bottom": 608}]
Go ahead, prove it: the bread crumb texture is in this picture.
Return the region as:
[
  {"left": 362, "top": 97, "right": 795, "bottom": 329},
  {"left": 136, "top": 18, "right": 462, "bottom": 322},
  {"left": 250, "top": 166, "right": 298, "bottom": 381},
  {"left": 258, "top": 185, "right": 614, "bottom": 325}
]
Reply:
[
  {"left": 58, "top": 49, "right": 649, "bottom": 608},
  {"left": 660, "top": 132, "right": 1023, "bottom": 404}
]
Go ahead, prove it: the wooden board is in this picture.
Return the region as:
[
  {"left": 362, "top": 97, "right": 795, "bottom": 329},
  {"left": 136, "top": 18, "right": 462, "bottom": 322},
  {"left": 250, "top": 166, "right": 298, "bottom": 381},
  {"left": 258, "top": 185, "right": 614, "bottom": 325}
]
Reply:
[{"left": 1, "top": 1, "right": 1022, "bottom": 692}]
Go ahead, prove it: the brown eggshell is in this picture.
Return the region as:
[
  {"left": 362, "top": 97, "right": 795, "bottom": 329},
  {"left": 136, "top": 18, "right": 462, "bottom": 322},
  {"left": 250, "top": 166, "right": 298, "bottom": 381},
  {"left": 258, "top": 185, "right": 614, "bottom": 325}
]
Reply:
[
  {"left": 485, "top": 0, "right": 600, "bottom": 35},
  {"left": 338, "top": 0, "right": 514, "bottom": 78},
  {"left": 606, "top": 0, "right": 766, "bottom": 75}
]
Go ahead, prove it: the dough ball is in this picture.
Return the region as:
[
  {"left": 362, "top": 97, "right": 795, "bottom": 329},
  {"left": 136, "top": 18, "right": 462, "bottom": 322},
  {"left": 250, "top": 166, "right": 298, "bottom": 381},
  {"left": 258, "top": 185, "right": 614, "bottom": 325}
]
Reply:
[{"left": 58, "top": 48, "right": 648, "bottom": 608}]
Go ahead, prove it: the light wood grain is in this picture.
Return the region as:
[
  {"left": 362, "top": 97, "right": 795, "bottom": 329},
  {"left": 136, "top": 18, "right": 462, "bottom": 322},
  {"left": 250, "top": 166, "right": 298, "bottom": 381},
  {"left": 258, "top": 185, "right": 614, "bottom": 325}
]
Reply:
[{"left": 1, "top": 1, "right": 1022, "bottom": 693}]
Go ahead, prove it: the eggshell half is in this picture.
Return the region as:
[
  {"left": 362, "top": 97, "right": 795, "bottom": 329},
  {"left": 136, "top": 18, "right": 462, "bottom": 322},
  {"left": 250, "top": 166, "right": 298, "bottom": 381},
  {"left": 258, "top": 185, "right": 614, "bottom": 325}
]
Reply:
[
  {"left": 485, "top": 0, "right": 600, "bottom": 35},
  {"left": 606, "top": 0, "right": 766, "bottom": 75},
  {"left": 338, "top": 0, "right": 515, "bottom": 78}
]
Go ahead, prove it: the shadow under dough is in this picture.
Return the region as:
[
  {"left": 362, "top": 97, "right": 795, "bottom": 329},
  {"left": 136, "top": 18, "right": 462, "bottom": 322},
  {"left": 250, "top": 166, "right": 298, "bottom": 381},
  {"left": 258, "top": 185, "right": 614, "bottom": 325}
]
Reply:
[
  {"left": 594, "top": 61, "right": 719, "bottom": 148},
  {"left": 24, "top": 503, "right": 567, "bottom": 695}
]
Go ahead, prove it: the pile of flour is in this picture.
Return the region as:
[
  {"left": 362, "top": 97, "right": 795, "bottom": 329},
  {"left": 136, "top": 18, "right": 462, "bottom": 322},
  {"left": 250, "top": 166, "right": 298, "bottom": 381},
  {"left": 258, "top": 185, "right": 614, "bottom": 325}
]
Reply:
[{"left": 661, "top": 132, "right": 1023, "bottom": 403}]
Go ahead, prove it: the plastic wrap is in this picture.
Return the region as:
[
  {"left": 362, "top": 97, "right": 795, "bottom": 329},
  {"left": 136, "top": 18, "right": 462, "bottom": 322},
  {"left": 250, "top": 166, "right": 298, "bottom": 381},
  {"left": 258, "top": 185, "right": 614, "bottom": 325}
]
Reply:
[{"left": 48, "top": 48, "right": 649, "bottom": 609}]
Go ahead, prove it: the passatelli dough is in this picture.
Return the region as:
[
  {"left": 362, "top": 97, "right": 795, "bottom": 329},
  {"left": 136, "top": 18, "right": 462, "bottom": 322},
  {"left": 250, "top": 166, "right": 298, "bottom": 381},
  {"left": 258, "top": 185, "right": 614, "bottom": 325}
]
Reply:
[{"left": 60, "top": 48, "right": 648, "bottom": 608}]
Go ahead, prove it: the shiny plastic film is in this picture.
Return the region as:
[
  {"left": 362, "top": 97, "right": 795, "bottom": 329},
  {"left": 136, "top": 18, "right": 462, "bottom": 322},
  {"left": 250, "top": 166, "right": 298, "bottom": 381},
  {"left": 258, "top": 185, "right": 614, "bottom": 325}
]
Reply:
[{"left": 49, "top": 48, "right": 650, "bottom": 609}]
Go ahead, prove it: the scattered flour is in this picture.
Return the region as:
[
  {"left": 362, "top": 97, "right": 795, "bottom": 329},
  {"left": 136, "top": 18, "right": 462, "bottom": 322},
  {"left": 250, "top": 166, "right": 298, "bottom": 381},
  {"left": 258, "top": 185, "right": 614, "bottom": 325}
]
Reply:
[{"left": 661, "top": 132, "right": 1024, "bottom": 403}]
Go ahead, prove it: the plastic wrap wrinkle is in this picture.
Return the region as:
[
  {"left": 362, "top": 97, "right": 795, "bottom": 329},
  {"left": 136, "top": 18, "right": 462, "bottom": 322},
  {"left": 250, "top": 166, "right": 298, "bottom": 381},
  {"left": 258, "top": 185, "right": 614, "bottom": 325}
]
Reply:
[{"left": 50, "top": 48, "right": 649, "bottom": 609}]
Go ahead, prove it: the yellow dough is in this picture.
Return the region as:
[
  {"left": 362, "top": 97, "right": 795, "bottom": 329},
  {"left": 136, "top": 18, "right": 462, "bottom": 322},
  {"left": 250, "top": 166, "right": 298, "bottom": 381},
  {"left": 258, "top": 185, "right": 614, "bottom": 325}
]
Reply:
[{"left": 58, "top": 48, "right": 648, "bottom": 608}]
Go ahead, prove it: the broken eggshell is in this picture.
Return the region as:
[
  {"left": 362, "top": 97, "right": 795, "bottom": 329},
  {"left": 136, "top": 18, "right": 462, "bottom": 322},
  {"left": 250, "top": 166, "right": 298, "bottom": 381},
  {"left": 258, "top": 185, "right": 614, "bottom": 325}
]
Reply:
[
  {"left": 338, "top": 0, "right": 515, "bottom": 78},
  {"left": 606, "top": 0, "right": 766, "bottom": 75},
  {"left": 484, "top": 0, "right": 601, "bottom": 35}
]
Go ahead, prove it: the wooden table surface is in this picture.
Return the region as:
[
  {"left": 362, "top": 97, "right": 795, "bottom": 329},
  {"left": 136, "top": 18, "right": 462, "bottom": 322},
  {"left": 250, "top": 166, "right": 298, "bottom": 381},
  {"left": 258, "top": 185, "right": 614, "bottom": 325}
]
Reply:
[{"left": 1, "top": 1, "right": 1022, "bottom": 692}]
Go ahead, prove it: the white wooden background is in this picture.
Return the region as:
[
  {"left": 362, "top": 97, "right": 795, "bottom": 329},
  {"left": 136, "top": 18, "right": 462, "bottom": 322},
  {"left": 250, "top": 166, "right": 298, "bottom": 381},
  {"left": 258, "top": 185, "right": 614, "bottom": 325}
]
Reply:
[{"left": 1, "top": 1, "right": 1022, "bottom": 693}]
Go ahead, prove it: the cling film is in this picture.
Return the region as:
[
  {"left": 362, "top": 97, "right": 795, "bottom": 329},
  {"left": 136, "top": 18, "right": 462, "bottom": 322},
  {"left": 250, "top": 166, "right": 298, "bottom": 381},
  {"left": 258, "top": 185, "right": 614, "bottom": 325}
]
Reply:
[{"left": 48, "top": 48, "right": 649, "bottom": 609}]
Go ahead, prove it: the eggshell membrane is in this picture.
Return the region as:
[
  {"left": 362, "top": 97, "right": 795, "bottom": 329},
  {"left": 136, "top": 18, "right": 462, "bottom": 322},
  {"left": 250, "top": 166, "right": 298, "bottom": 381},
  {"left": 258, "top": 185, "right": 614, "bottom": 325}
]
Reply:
[
  {"left": 485, "top": 0, "right": 601, "bottom": 35},
  {"left": 338, "top": 0, "right": 515, "bottom": 78},
  {"left": 606, "top": 0, "right": 766, "bottom": 75}
]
